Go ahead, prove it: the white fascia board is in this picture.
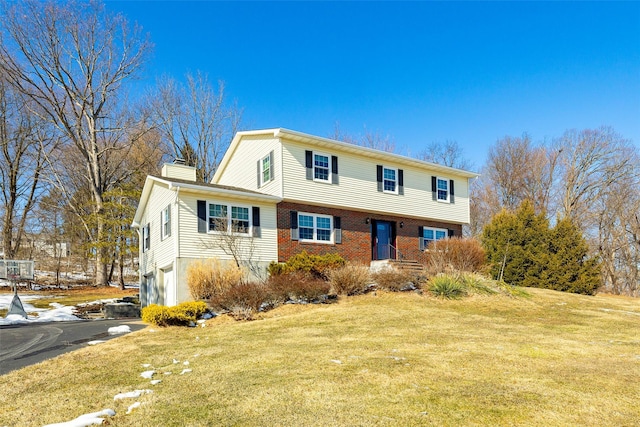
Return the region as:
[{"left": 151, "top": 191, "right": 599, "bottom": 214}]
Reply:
[{"left": 132, "top": 176, "right": 156, "bottom": 228}]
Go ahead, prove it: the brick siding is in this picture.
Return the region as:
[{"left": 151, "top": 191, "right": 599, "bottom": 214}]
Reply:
[{"left": 277, "top": 201, "right": 462, "bottom": 264}]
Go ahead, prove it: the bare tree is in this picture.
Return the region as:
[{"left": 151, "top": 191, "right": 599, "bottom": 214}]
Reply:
[
  {"left": 416, "top": 139, "right": 474, "bottom": 170},
  {"left": 150, "top": 72, "right": 242, "bottom": 183},
  {"left": 0, "top": 0, "right": 152, "bottom": 285},
  {"left": 330, "top": 122, "right": 397, "bottom": 153},
  {"left": 0, "top": 73, "right": 55, "bottom": 259}
]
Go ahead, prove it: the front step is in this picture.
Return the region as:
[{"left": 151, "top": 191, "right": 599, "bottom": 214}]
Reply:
[{"left": 370, "top": 259, "right": 424, "bottom": 273}]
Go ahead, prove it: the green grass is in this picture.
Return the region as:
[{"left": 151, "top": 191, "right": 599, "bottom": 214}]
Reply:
[{"left": 0, "top": 288, "right": 639, "bottom": 426}]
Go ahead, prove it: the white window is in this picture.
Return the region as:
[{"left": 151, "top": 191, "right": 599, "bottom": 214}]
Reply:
[
  {"left": 383, "top": 167, "right": 397, "bottom": 193},
  {"left": 437, "top": 178, "right": 449, "bottom": 202},
  {"left": 208, "top": 203, "right": 251, "bottom": 235},
  {"left": 142, "top": 223, "right": 150, "bottom": 252},
  {"left": 209, "top": 204, "right": 228, "bottom": 232},
  {"left": 261, "top": 154, "right": 271, "bottom": 185},
  {"left": 231, "top": 206, "right": 250, "bottom": 233},
  {"left": 298, "top": 212, "right": 333, "bottom": 243},
  {"left": 314, "top": 153, "right": 330, "bottom": 182},
  {"left": 421, "top": 227, "right": 448, "bottom": 249},
  {"left": 161, "top": 205, "right": 171, "bottom": 240}
]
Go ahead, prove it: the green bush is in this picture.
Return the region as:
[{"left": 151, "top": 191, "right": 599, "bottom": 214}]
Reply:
[
  {"left": 482, "top": 201, "right": 600, "bottom": 294},
  {"left": 141, "top": 301, "right": 209, "bottom": 327},
  {"left": 371, "top": 268, "right": 421, "bottom": 292},
  {"left": 267, "top": 261, "right": 287, "bottom": 276},
  {"left": 429, "top": 274, "right": 467, "bottom": 299},
  {"left": 329, "top": 264, "right": 371, "bottom": 295},
  {"left": 279, "top": 251, "right": 346, "bottom": 280}
]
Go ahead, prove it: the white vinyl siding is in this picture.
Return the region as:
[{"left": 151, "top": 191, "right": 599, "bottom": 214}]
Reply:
[
  {"left": 138, "top": 184, "right": 176, "bottom": 279},
  {"left": 280, "top": 140, "right": 470, "bottom": 224},
  {"left": 215, "top": 135, "right": 282, "bottom": 196},
  {"left": 178, "top": 193, "right": 278, "bottom": 262}
]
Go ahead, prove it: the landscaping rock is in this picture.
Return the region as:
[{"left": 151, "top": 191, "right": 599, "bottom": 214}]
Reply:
[{"left": 103, "top": 302, "right": 140, "bottom": 318}]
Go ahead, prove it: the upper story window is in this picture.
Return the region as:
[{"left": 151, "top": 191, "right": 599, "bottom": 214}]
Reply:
[
  {"left": 383, "top": 167, "right": 397, "bottom": 193},
  {"left": 377, "top": 165, "right": 404, "bottom": 195},
  {"left": 314, "top": 153, "right": 330, "bottom": 182},
  {"left": 437, "top": 178, "right": 449, "bottom": 202},
  {"left": 258, "top": 151, "right": 274, "bottom": 188},
  {"left": 142, "top": 223, "right": 150, "bottom": 252},
  {"left": 298, "top": 212, "right": 333, "bottom": 243},
  {"left": 161, "top": 205, "right": 171, "bottom": 240},
  {"left": 262, "top": 155, "right": 271, "bottom": 184},
  {"left": 305, "top": 150, "right": 338, "bottom": 184}
]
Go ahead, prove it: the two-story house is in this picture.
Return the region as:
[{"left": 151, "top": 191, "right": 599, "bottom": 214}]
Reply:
[{"left": 133, "top": 128, "right": 478, "bottom": 307}]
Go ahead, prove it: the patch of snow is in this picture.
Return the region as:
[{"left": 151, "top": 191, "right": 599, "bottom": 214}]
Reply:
[
  {"left": 179, "top": 368, "right": 192, "bottom": 375},
  {"left": 0, "top": 293, "right": 81, "bottom": 325},
  {"left": 113, "top": 389, "right": 152, "bottom": 400},
  {"left": 172, "top": 359, "right": 179, "bottom": 364},
  {"left": 183, "top": 361, "right": 189, "bottom": 366},
  {"left": 87, "top": 340, "right": 105, "bottom": 346},
  {"left": 150, "top": 379, "right": 162, "bottom": 385},
  {"left": 108, "top": 325, "right": 131, "bottom": 335},
  {"left": 141, "top": 363, "right": 151, "bottom": 368},
  {"left": 202, "top": 312, "right": 214, "bottom": 319},
  {"left": 163, "top": 371, "right": 172, "bottom": 375},
  {"left": 126, "top": 402, "right": 141, "bottom": 414},
  {"left": 42, "top": 408, "right": 116, "bottom": 427},
  {"left": 330, "top": 359, "right": 342, "bottom": 364},
  {"left": 140, "top": 370, "right": 155, "bottom": 379}
]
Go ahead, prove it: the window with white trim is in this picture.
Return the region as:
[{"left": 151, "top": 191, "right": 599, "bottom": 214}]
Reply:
[
  {"left": 298, "top": 212, "right": 333, "bottom": 243},
  {"left": 207, "top": 203, "right": 251, "bottom": 235},
  {"left": 142, "top": 223, "right": 150, "bottom": 252},
  {"left": 261, "top": 154, "right": 271, "bottom": 185},
  {"left": 161, "top": 205, "right": 171, "bottom": 240},
  {"left": 314, "top": 153, "right": 330, "bottom": 182},
  {"left": 421, "top": 227, "right": 447, "bottom": 249},
  {"left": 437, "top": 178, "right": 449, "bottom": 202},
  {"left": 383, "top": 167, "right": 397, "bottom": 193}
]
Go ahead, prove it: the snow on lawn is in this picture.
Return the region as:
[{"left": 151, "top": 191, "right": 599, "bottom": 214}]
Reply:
[
  {"left": 0, "top": 293, "right": 81, "bottom": 325},
  {"left": 41, "top": 409, "right": 115, "bottom": 427},
  {"left": 108, "top": 325, "right": 131, "bottom": 335}
]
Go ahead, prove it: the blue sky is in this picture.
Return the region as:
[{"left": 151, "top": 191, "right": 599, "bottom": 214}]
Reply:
[{"left": 111, "top": 1, "right": 640, "bottom": 170}]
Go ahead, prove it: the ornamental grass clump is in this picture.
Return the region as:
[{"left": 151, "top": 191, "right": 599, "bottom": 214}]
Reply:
[
  {"left": 429, "top": 274, "right": 467, "bottom": 299},
  {"left": 186, "top": 258, "right": 244, "bottom": 300},
  {"left": 329, "top": 263, "right": 371, "bottom": 295}
]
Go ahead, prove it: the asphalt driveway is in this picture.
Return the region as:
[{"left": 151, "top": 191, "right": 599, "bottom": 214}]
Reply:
[{"left": 0, "top": 319, "right": 146, "bottom": 375}]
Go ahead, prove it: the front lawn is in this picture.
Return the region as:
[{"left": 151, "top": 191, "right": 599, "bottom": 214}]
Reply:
[{"left": 0, "top": 288, "right": 638, "bottom": 426}]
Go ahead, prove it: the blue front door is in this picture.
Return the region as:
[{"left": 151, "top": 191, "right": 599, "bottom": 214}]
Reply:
[{"left": 374, "top": 221, "right": 394, "bottom": 260}]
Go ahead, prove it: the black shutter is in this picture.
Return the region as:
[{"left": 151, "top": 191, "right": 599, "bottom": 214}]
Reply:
[
  {"left": 419, "top": 226, "right": 425, "bottom": 250},
  {"left": 305, "top": 150, "right": 313, "bottom": 180},
  {"left": 252, "top": 206, "right": 261, "bottom": 238},
  {"left": 334, "top": 216, "right": 342, "bottom": 244},
  {"left": 431, "top": 176, "right": 437, "bottom": 201},
  {"left": 197, "top": 200, "right": 207, "bottom": 233},
  {"left": 377, "top": 165, "right": 383, "bottom": 192},
  {"left": 257, "top": 159, "right": 261, "bottom": 188},
  {"left": 449, "top": 179, "right": 455, "bottom": 204},
  {"left": 290, "top": 210, "right": 299, "bottom": 240},
  {"left": 331, "top": 155, "right": 339, "bottom": 184},
  {"left": 398, "top": 169, "right": 404, "bottom": 195},
  {"left": 448, "top": 229, "right": 455, "bottom": 238}
]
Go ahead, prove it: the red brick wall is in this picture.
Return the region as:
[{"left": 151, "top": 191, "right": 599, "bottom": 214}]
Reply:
[{"left": 277, "top": 201, "right": 462, "bottom": 264}]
